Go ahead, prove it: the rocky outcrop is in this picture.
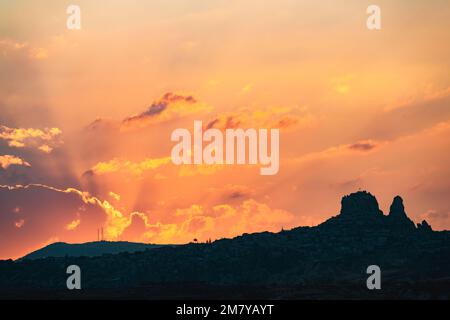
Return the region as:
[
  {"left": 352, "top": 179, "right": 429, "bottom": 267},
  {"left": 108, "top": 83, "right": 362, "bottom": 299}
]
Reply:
[
  {"left": 417, "top": 220, "right": 433, "bottom": 232},
  {"left": 387, "top": 196, "right": 416, "bottom": 230},
  {"left": 334, "top": 191, "right": 419, "bottom": 232},
  {"left": 339, "top": 191, "right": 384, "bottom": 218}
]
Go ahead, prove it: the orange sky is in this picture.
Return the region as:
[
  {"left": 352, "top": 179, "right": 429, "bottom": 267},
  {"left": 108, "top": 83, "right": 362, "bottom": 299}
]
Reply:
[{"left": 1, "top": 0, "right": 450, "bottom": 260}]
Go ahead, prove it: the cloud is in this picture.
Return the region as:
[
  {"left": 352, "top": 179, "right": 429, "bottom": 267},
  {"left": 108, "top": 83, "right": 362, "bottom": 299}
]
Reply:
[
  {"left": 85, "top": 156, "right": 225, "bottom": 179},
  {"left": 14, "top": 219, "right": 25, "bottom": 229},
  {"left": 292, "top": 139, "right": 382, "bottom": 164},
  {"left": 0, "top": 125, "right": 62, "bottom": 153},
  {"left": 178, "top": 163, "right": 225, "bottom": 177},
  {"left": 109, "top": 191, "right": 121, "bottom": 201},
  {"left": 385, "top": 85, "right": 450, "bottom": 112},
  {"left": 0, "top": 155, "right": 31, "bottom": 169},
  {"left": 66, "top": 219, "right": 81, "bottom": 231},
  {"left": 0, "top": 39, "right": 48, "bottom": 60},
  {"left": 121, "top": 92, "right": 209, "bottom": 130},
  {"left": 205, "top": 184, "right": 255, "bottom": 202},
  {"left": 38, "top": 144, "right": 53, "bottom": 153},
  {"left": 132, "top": 199, "right": 296, "bottom": 244},
  {"left": 221, "top": 184, "right": 255, "bottom": 201},
  {"left": 85, "top": 118, "right": 119, "bottom": 131},
  {"left": 347, "top": 141, "right": 378, "bottom": 152},
  {"left": 205, "top": 106, "right": 314, "bottom": 131},
  {"left": 87, "top": 156, "right": 172, "bottom": 177}
]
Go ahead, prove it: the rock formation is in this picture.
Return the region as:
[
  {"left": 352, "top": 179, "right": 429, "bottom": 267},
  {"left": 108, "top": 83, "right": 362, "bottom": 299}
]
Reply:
[
  {"left": 387, "top": 195, "right": 416, "bottom": 230},
  {"left": 417, "top": 220, "right": 433, "bottom": 232},
  {"left": 339, "top": 191, "right": 384, "bottom": 218}
]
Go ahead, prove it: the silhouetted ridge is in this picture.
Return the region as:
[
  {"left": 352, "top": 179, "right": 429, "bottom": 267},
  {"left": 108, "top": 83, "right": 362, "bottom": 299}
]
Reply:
[
  {"left": 0, "top": 189, "right": 449, "bottom": 299},
  {"left": 21, "top": 241, "right": 167, "bottom": 260}
]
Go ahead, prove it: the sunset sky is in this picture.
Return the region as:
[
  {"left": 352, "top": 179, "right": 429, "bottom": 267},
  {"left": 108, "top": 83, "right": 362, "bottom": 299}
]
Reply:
[{"left": 1, "top": 0, "right": 450, "bottom": 260}]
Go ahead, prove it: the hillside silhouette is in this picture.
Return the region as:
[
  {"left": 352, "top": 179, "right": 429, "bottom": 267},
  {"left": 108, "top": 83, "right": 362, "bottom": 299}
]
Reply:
[
  {"left": 1, "top": 191, "right": 449, "bottom": 299},
  {"left": 21, "top": 241, "right": 168, "bottom": 260}
]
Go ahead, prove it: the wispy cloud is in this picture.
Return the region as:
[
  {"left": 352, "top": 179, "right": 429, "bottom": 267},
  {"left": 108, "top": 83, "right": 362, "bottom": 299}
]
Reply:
[
  {"left": 14, "top": 219, "right": 25, "bottom": 229},
  {"left": 292, "top": 139, "right": 383, "bottom": 165},
  {"left": 0, "top": 155, "right": 31, "bottom": 169},
  {"left": 0, "top": 39, "right": 48, "bottom": 60},
  {"left": 347, "top": 141, "right": 378, "bottom": 152},
  {"left": 65, "top": 219, "right": 81, "bottom": 231},
  {"left": 86, "top": 156, "right": 172, "bottom": 177},
  {"left": 205, "top": 106, "right": 314, "bottom": 131}
]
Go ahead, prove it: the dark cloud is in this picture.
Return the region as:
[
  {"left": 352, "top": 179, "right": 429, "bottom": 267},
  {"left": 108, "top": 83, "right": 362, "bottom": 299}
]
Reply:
[
  {"left": 218, "top": 185, "right": 255, "bottom": 202},
  {"left": 205, "top": 116, "right": 241, "bottom": 130},
  {"left": 137, "top": 93, "right": 196, "bottom": 117},
  {"left": 121, "top": 92, "right": 199, "bottom": 129},
  {"left": 85, "top": 118, "right": 118, "bottom": 131},
  {"left": 204, "top": 108, "right": 308, "bottom": 131},
  {"left": 347, "top": 142, "right": 378, "bottom": 152}
]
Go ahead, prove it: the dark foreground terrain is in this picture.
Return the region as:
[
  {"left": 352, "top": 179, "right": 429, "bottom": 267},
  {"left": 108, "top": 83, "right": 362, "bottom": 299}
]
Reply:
[
  {"left": 21, "top": 241, "right": 168, "bottom": 260},
  {"left": 1, "top": 191, "right": 449, "bottom": 299}
]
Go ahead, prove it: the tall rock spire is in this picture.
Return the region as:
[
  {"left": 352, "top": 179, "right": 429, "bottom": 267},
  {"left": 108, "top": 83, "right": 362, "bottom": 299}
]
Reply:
[
  {"left": 389, "top": 196, "right": 407, "bottom": 218},
  {"left": 388, "top": 196, "right": 416, "bottom": 230}
]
